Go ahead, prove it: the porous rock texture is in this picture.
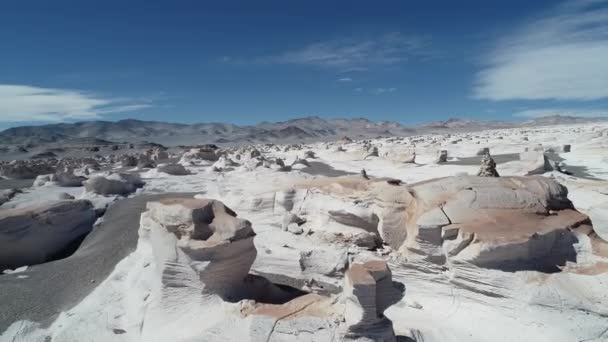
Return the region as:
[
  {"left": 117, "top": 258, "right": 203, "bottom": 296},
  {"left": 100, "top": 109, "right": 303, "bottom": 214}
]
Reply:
[
  {"left": 0, "top": 200, "right": 97, "bottom": 270},
  {"left": 477, "top": 153, "right": 499, "bottom": 177}
]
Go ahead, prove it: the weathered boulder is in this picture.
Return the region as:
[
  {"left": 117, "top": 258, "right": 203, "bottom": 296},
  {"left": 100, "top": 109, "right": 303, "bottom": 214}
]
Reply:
[
  {"left": 519, "top": 151, "right": 554, "bottom": 175},
  {"left": 51, "top": 172, "right": 86, "bottom": 187},
  {"left": 179, "top": 148, "right": 219, "bottom": 165},
  {"left": 402, "top": 151, "right": 416, "bottom": 163},
  {"left": 0, "top": 161, "right": 55, "bottom": 179},
  {"left": 477, "top": 153, "right": 499, "bottom": 177},
  {"left": 304, "top": 151, "right": 316, "bottom": 159},
  {"left": 364, "top": 146, "right": 379, "bottom": 159},
  {"left": 342, "top": 261, "right": 404, "bottom": 341},
  {"left": 373, "top": 176, "right": 589, "bottom": 270},
  {"left": 156, "top": 163, "right": 191, "bottom": 176},
  {"left": 151, "top": 148, "right": 169, "bottom": 162},
  {"left": 140, "top": 198, "right": 257, "bottom": 300},
  {"left": 436, "top": 150, "right": 448, "bottom": 163},
  {"left": 84, "top": 173, "right": 145, "bottom": 196},
  {"left": 476, "top": 147, "right": 490, "bottom": 156},
  {"left": 120, "top": 155, "right": 138, "bottom": 167},
  {"left": 0, "top": 200, "right": 97, "bottom": 270},
  {"left": 137, "top": 153, "right": 156, "bottom": 169},
  {"left": 0, "top": 189, "right": 20, "bottom": 206}
]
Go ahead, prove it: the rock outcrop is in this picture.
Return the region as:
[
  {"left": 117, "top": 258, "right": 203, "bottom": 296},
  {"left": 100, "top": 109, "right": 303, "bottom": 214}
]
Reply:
[
  {"left": 140, "top": 198, "right": 257, "bottom": 300},
  {"left": 477, "top": 153, "right": 499, "bottom": 177},
  {"left": 179, "top": 147, "right": 219, "bottom": 165},
  {"left": 84, "top": 173, "right": 145, "bottom": 196},
  {"left": 0, "top": 200, "right": 97, "bottom": 270},
  {"left": 436, "top": 150, "right": 448, "bottom": 163},
  {"left": 0, "top": 160, "right": 55, "bottom": 179},
  {"left": 156, "top": 163, "right": 191, "bottom": 176},
  {"left": 374, "top": 175, "right": 589, "bottom": 271},
  {"left": 342, "top": 261, "right": 404, "bottom": 341},
  {"left": 520, "top": 151, "right": 554, "bottom": 175}
]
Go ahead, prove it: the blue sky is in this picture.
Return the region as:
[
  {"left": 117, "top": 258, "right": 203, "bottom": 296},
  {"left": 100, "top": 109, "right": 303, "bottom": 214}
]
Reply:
[{"left": 0, "top": 0, "right": 607, "bottom": 128}]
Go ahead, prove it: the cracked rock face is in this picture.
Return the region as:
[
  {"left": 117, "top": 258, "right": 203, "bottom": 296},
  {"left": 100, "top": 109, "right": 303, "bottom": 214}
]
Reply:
[
  {"left": 374, "top": 176, "right": 590, "bottom": 270},
  {"left": 140, "top": 198, "right": 257, "bottom": 300}
]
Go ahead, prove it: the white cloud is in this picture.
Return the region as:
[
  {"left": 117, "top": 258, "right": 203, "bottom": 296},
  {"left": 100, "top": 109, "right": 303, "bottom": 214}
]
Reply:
[
  {"left": 269, "top": 33, "right": 427, "bottom": 71},
  {"left": 514, "top": 107, "right": 608, "bottom": 118},
  {"left": 352, "top": 87, "right": 397, "bottom": 94},
  {"left": 373, "top": 87, "right": 397, "bottom": 94},
  {"left": 0, "top": 84, "right": 150, "bottom": 122},
  {"left": 474, "top": 0, "right": 608, "bottom": 101},
  {"left": 338, "top": 77, "right": 353, "bottom": 82}
]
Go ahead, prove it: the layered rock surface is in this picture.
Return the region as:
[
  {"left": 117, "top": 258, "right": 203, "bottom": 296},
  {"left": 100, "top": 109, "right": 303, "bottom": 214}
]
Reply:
[
  {"left": 0, "top": 200, "right": 97, "bottom": 270},
  {"left": 374, "top": 175, "right": 590, "bottom": 270}
]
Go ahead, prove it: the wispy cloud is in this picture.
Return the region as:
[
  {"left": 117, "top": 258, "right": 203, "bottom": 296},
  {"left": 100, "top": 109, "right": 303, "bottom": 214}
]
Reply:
[
  {"left": 0, "top": 84, "right": 151, "bottom": 123},
  {"left": 373, "top": 87, "right": 397, "bottom": 94},
  {"left": 353, "top": 87, "right": 397, "bottom": 94},
  {"left": 514, "top": 107, "right": 608, "bottom": 118},
  {"left": 474, "top": 0, "right": 608, "bottom": 101},
  {"left": 337, "top": 77, "right": 353, "bottom": 82},
  {"left": 266, "top": 32, "right": 428, "bottom": 71}
]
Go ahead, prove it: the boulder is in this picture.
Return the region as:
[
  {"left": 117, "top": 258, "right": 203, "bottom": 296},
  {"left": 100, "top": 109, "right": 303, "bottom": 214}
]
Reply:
[
  {"left": 0, "top": 200, "right": 97, "bottom": 269},
  {"left": 373, "top": 176, "right": 589, "bottom": 270},
  {"left": 342, "top": 261, "right": 404, "bottom": 341},
  {"left": 520, "top": 151, "right": 554, "bottom": 175},
  {"left": 0, "top": 161, "right": 55, "bottom": 179},
  {"left": 436, "top": 150, "right": 448, "bottom": 163},
  {"left": 156, "top": 163, "right": 191, "bottom": 176},
  {"left": 304, "top": 151, "right": 316, "bottom": 159},
  {"left": 364, "top": 147, "right": 379, "bottom": 159},
  {"left": 51, "top": 172, "right": 86, "bottom": 187},
  {"left": 477, "top": 153, "right": 499, "bottom": 177},
  {"left": 140, "top": 198, "right": 256, "bottom": 300},
  {"left": 137, "top": 153, "right": 156, "bottom": 169},
  {"left": 84, "top": 173, "right": 145, "bottom": 196},
  {"left": 476, "top": 147, "right": 490, "bottom": 156},
  {"left": 179, "top": 148, "right": 219, "bottom": 164},
  {"left": 0, "top": 189, "right": 21, "bottom": 206},
  {"left": 151, "top": 148, "right": 169, "bottom": 162},
  {"left": 120, "top": 155, "right": 138, "bottom": 167}
]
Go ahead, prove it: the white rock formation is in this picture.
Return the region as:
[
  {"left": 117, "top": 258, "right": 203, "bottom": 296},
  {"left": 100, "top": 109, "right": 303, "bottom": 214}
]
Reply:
[
  {"left": 342, "top": 261, "right": 404, "bottom": 341},
  {"left": 0, "top": 200, "right": 97, "bottom": 269},
  {"left": 374, "top": 175, "right": 590, "bottom": 270},
  {"left": 140, "top": 198, "right": 257, "bottom": 301},
  {"left": 84, "top": 173, "right": 145, "bottom": 196},
  {"left": 156, "top": 163, "right": 191, "bottom": 175}
]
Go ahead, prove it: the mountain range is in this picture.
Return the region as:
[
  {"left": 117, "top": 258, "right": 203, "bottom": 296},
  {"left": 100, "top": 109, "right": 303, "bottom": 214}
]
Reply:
[{"left": 0, "top": 115, "right": 607, "bottom": 146}]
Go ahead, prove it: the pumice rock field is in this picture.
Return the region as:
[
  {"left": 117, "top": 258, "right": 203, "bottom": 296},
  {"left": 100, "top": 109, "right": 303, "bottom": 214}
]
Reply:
[{"left": 1, "top": 121, "right": 607, "bottom": 342}]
